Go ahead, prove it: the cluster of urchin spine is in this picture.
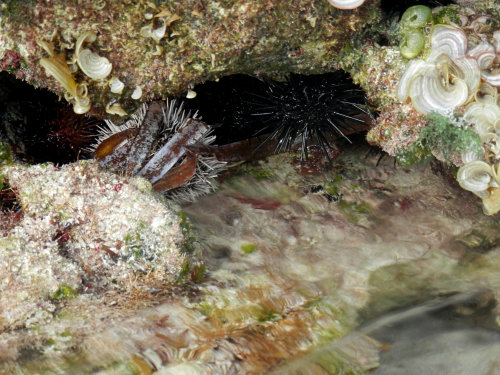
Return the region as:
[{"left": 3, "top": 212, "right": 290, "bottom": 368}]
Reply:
[{"left": 92, "top": 99, "right": 226, "bottom": 202}]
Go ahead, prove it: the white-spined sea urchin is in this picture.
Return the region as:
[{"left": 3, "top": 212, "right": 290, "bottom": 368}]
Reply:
[{"left": 91, "top": 100, "right": 226, "bottom": 202}]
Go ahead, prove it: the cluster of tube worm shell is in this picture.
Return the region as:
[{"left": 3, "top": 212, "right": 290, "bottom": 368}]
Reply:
[
  {"left": 37, "top": 5, "right": 186, "bottom": 117},
  {"left": 92, "top": 100, "right": 225, "bottom": 202},
  {"left": 397, "top": 13, "right": 500, "bottom": 214},
  {"left": 39, "top": 31, "right": 142, "bottom": 116}
]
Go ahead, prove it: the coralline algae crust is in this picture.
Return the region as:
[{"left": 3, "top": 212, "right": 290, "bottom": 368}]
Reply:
[{"left": 0, "top": 160, "right": 189, "bottom": 360}]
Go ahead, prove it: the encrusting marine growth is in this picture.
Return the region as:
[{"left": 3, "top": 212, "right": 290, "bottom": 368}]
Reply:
[{"left": 396, "top": 5, "right": 500, "bottom": 214}]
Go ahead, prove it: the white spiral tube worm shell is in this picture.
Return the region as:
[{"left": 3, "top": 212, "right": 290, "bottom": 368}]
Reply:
[
  {"left": 461, "top": 149, "right": 482, "bottom": 164},
  {"left": 75, "top": 32, "right": 112, "bottom": 80},
  {"left": 467, "top": 41, "right": 495, "bottom": 69},
  {"left": 493, "top": 30, "right": 500, "bottom": 52},
  {"left": 327, "top": 0, "right": 365, "bottom": 9},
  {"left": 457, "top": 160, "right": 493, "bottom": 197},
  {"left": 430, "top": 25, "right": 468, "bottom": 60},
  {"left": 464, "top": 102, "right": 500, "bottom": 136},
  {"left": 408, "top": 65, "right": 468, "bottom": 114},
  {"left": 474, "top": 83, "right": 497, "bottom": 104},
  {"left": 434, "top": 54, "right": 481, "bottom": 101},
  {"left": 482, "top": 71, "right": 500, "bottom": 87},
  {"left": 397, "top": 60, "right": 429, "bottom": 102}
]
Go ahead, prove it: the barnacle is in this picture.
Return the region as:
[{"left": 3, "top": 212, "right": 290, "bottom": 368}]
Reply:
[{"left": 93, "top": 100, "right": 225, "bottom": 202}]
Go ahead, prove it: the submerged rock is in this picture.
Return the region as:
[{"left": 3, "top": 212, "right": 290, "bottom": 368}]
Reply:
[{"left": 0, "top": 160, "right": 192, "bottom": 364}]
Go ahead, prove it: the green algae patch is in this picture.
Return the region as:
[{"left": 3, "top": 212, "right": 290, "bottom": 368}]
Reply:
[
  {"left": 0, "top": 142, "right": 12, "bottom": 165},
  {"left": 244, "top": 164, "right": 275, "bottom": 181},
  {"left": 338, "top": 200, "right": 372, "bottom": 224},
  {"left": 395, "top": 142, "right": 432, "bottom": 166},
  {"left": 178, "top": 210, "right": 197, "bottom": 255},
  {"left": 256, "top": 308, "right": 282, "bottom": 322},
  {"left": 241, "top": 243, "right": 257, "bottom": 254},
  {"left": 396, "top": 113, "right": 482, "bottom": 166},
  {"left": 52, "top": 284, "right": 78, "bottom": 301},
  {"left": 433, "top": 7, "right": 461, "bottom": 25}
]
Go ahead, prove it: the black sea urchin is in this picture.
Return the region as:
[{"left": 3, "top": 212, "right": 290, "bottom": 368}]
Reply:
[{"left": 248, "top": 72, "right": 370, "bottom": 160}]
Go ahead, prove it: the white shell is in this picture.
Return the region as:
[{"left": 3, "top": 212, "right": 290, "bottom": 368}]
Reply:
[
  {"left": 467, "top": 41, "right": 495, "bottom": 70},
  {"left": 151, "top": 21, "right": 167, "bottom": 41},
  {"left": 461, "top": 150, "right": 482, "bottom": 164},
  {"left": 408, "top": 66, "right": 469, "bottom": 114},
  {"left": 438, "top": 54, "right": 481, "bottom": 101},
  {"left": 73, "top": 100, "right": 91, "bottom": 114},
  {"left": 457, "top": 160, "right": 492, "bottom": 196},
  {"left": 75, "top": 32, "right": 112, "bottom": 80},
  {"left": 397, "top": 60, "right": 429, "bottom": 102},
  {"left": 186, "top": 90, "right": 197, "bottom": 99},
  {"left": 493, "top": 30, "right": 500, "bottom": 52},
  {"left": 140, "top": 24, "right": 153, "bottom": 38},
  {"left": 131, "top": 86, "right": 143, "bottom": 100},
  {"left": 109, "top": 77, "right": 125, "bottom": 94},
  {"left": 463, "top": 102, "right": 500, "bottom": 136},
  {"left": 430, "top": 25, "right": 468, "bottom": 60},
  {"left": 78, "top": 48, "right": 112, "bottom": 80},
  {"left": 482, "top": 70, "right": 500, "bottom": 87},
  {"left": 474, "top": 83, "right": 497, "bottom": 104},
  {"left": 469, "top": 16, "right": 491, "bottom": 34},
  {"left": 327, "top": 0, "right": 365, "bottom": 9}
]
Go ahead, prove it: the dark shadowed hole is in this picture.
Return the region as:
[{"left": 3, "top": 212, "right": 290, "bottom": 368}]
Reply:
[{"left": 0, "top": 71, "right": 101, "bottom": 164}]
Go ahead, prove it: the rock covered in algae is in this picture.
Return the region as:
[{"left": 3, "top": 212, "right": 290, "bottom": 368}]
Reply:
[
  {"left": 342, "top": 1, "right": 500, "bottom": 214},
  {"left": 0, "top": 0, "right": 380, "bottom": 117},
  {"left": 0, "top": 160, "right": 192, "bottom": 363}
]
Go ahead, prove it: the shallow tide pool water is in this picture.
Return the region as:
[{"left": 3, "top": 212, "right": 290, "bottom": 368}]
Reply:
[{"left": 8, "top": 143, "right": 500, "bottom": 374}]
